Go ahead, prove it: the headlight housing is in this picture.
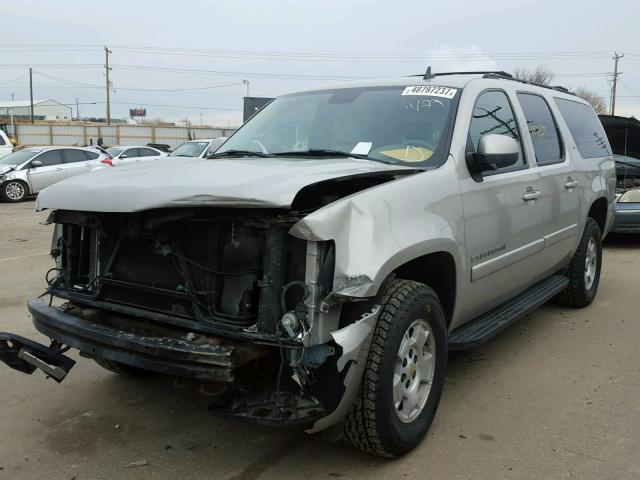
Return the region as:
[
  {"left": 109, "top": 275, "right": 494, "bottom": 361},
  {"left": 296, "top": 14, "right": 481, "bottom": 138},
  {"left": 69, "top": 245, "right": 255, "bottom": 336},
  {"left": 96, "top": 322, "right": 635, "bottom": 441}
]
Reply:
[{"left": 617, "top": 188, "right": 640, "bottom": 203}]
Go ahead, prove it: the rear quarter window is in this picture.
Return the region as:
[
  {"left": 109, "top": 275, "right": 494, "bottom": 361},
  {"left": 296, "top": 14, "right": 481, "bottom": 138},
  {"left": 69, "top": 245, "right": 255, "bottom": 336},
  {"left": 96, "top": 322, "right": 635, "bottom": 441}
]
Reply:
[
  {"left": 517, "top": 93, "right": 563, "bottom": 165},
  {"left": 554, "top": 98, "right": 611, "bottom": 159}
]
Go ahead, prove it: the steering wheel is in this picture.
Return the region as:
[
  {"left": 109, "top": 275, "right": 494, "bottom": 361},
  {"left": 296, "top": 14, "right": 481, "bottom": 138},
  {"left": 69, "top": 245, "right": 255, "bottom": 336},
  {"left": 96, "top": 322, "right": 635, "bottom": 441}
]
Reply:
[{"left": 249, "top": 139, "right": 269, "bottom": 154}]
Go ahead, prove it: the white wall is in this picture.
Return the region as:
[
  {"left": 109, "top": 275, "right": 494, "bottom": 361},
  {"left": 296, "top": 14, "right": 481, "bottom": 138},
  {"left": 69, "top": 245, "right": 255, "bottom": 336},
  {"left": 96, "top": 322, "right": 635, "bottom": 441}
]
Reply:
[{"left": 34, "top": 100, "right": 72, "bottom": 121}]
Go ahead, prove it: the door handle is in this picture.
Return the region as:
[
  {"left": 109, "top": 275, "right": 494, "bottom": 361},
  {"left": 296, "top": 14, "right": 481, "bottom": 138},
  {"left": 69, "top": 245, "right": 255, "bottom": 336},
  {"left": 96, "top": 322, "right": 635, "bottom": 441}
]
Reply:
[
  {"left": 54, "top": 167, "right": 63, "bottom": 171},
  {"left": 84, "top": 163, "right": 93, "bottom": 167},
  {"left": 564, "top": 179, "right": 579, "bottom": 189},
  {"left": 522, "top": 190, "right": 541, "bottom": 201}
]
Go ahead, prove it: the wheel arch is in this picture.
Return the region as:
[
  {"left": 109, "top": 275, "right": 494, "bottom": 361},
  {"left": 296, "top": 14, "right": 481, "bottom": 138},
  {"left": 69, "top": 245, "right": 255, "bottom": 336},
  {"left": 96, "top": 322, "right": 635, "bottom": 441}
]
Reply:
[{"left": 390, "top": 251, "right": 457, "bottom": 325}]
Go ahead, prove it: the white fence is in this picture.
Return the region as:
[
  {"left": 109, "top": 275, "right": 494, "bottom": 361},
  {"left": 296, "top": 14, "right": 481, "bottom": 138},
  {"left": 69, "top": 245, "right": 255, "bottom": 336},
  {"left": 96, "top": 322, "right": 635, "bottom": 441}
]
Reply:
[{"left": 11, "top": 123, "right": 236, "bottom": 148}]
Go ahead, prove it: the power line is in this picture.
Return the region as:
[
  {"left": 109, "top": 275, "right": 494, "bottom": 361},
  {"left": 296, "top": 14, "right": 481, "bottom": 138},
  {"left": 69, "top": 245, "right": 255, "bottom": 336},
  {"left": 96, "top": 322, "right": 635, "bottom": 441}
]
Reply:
[
  {"left": 54, "top": 100, "right": 239, "bottom": 111},
  {"left": 0, "top": 73, "right": 28, "bottom": 86},
  {"left": 31, "top": 71, "right": 246, "bottom": 92},
  {"left": 111, "top": 64, "right": 375, "bottom": 80}
]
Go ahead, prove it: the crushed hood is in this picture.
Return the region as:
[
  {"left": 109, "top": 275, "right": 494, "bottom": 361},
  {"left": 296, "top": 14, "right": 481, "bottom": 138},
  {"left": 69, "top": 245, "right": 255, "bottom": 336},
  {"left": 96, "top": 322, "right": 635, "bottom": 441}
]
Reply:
[
  {"left": 36, "top": 156, "right": 418, "bottom": 212},
  {"left": 0, "top": 164, "right": 17, "bottom": 175}
]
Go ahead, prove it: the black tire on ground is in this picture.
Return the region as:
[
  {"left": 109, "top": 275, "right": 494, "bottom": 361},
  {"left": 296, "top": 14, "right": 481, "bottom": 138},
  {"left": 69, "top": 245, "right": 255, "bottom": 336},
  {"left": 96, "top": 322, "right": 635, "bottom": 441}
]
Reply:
[
  {"left": 94, "top": 357, "right": 153, "bottom": 377},
  {"left": 344, "top": 279, "right": 448, "bottom": 457},
  {"left": 2, "top": 180, "right": 28, "bottom": 202},
  {"left": 558, "top": 217, "right": 603, "bottom": 307}
]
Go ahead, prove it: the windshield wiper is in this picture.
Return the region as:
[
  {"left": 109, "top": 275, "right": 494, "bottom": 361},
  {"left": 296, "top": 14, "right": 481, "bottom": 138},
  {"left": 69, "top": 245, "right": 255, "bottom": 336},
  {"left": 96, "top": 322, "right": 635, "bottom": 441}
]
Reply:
[
  {"left": 209, "top": 149, "right": 274, "bottom": 159},
  {"left": 271, "top": 149, "right": 376, "bottom": 160}
]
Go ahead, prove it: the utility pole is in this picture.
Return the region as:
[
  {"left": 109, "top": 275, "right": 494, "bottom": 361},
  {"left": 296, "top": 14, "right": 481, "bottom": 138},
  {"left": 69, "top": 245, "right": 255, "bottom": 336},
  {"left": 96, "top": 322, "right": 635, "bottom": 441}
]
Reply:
[
  {"left": 29, "top": 67, "right": 34, "bottom": 124},
  {"left": 75, "top": 97, "right": 79, "bottom": 121},
  {"left": 242, "top": 79, "right": 250, "bottom": 97},
  {"left": 105, "top": 46, "right": 112, "bottom": 124},
  {"left": 611, "top": 52, "right": 624, "bottom": 116}
]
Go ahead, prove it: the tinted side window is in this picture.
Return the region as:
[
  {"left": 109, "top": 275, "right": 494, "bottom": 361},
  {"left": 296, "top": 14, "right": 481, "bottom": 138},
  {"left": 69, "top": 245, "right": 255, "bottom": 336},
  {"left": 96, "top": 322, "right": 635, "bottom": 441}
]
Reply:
[
  {"left": 517, "top": 93, "right": 562, "bottom": 165},
  {"left": 0, "top": 135, "right": 5, "bottom": 146},
  {"left": 554, "top": 98, "right": 611, "bottom": 159},
  {"left": 85, "top": 151, "right": 99, "bottom": 160},
  {"left": 34, "top": 150, "right": 64, "bottom": 167},
  {"left": 64, "top": 149, "right": 89, "bottom": 163},
  {"left": 137, "top": 148, "right": 157, "bottom": 157},
  {"left": 468, "top": 90, "right": 525, "bottom": 173}
]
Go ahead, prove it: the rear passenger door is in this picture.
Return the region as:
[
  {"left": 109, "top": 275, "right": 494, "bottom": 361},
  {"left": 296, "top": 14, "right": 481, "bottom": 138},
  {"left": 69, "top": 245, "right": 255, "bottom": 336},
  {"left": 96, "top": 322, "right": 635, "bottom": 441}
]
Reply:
[
  {"left": 460, "top": 89, "right": 548, "bottom": 315},
  {"left": 516, "top": 92, "right": 580, "bottom": 269},
  {"left": 27, "top": 149, "right": 66, "bottom": 193},
  {"left": 62, "top": 149, "right": 101, "bottom": 179}
]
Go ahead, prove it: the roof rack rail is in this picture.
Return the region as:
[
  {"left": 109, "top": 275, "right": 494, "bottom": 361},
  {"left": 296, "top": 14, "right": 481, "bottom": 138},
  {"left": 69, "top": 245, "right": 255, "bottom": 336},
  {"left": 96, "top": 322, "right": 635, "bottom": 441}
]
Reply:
[
  {"left": 483, "top": 72, "right": 575, "bottom": 95},
  {"left": 408, "top": 67, "right": 576, "bottom": 96},
  {"left": 409, "top": 68, "right": 513, "bottom": 80}
]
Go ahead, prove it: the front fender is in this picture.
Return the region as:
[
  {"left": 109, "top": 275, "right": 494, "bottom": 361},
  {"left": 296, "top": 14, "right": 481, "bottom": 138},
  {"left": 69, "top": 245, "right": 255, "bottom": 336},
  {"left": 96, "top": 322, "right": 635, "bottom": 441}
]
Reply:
[{"left": 290, "top": 167, "right": 464, "bottom": 299}]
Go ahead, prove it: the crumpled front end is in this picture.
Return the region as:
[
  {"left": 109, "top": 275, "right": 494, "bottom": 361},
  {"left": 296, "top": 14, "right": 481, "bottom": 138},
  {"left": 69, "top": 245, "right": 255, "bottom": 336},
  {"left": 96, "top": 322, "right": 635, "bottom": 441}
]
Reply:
[{"left": 1, "top": 205, "right": 381, "bottom": 431}]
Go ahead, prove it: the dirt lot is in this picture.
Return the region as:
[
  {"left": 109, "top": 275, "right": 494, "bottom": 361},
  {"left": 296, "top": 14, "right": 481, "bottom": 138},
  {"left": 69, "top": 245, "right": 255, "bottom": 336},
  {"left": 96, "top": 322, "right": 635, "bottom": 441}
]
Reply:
[{"left": 0, "top": 200, "right": 638, "bottom": 480}]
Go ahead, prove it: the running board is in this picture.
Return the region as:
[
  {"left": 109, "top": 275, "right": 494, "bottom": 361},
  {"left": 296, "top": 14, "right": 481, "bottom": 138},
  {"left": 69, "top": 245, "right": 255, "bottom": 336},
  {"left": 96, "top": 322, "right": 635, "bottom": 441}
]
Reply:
[{"left": 449, "top": 275, "right": 569, "bottom": 350}]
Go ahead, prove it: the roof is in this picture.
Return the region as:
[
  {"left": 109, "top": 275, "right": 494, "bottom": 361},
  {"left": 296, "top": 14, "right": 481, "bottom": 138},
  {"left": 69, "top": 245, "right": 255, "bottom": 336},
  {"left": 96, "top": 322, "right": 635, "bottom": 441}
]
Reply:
[
  {"left": 0, "top": 99, "right": 69, "bottom": 108},
  {"left": 288, "top": 72, "right": 578, "bottom": 100}
]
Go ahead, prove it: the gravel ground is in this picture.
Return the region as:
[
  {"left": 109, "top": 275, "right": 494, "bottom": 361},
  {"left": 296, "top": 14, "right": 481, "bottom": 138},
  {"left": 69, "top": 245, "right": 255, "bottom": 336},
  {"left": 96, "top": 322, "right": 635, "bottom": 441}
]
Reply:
[{"left": 0, "top": 200, "right": 638, "bottom": 480}]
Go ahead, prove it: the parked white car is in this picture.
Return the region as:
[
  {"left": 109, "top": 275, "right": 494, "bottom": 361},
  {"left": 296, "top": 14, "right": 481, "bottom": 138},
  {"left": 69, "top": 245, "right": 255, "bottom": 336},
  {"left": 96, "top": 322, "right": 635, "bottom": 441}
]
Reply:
[
  {"left": 167, "top": 137, "right": 227, "bottom": 159},
  {"left": 0, "top": 130, "right": 13, "bottom": 159},
  {"left": 104, "top": 145, "right": 166, "bottom": 167},
  {"left": 0, "top": 146, "right": 111, "bottom": 202}
]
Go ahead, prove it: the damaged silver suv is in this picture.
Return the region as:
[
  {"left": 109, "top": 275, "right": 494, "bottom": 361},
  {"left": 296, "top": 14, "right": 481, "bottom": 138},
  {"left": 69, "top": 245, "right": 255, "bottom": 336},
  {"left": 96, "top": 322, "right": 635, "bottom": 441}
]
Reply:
[{"left": 0, "top": 70, "right": 615, "bottom": 457}]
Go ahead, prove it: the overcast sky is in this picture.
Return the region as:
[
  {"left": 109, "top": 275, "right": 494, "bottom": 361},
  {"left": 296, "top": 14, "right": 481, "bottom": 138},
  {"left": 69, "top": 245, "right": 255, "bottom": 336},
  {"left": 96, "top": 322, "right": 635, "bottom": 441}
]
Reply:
[{"left": 0, "top": 0, "right": 638, "bottom": 126}]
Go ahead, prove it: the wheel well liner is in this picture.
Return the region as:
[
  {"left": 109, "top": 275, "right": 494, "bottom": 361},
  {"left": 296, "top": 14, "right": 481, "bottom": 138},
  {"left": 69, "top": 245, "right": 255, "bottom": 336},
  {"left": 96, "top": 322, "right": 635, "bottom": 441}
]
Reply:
[
  {"left": 392, "top": 252, "right": 456, "bottom": 324},
  {"left": 588, "top": 197, "right": 607, "bottom": 233}
]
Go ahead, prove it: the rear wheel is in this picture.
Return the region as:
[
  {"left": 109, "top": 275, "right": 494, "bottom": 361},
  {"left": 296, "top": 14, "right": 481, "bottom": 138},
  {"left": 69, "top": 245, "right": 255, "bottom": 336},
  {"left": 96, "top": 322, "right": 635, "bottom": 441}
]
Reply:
[
  {"left": 558, "top": 217, "right": 602, "bottom": 307},
  {"left": 2, "top": 180, "right": 28, "bottom": 202},
  {"left": 94, "top": 357, "right": 153, "bottom": 377},
  {"left": 344, "top": 279, "right": 447, "bottom": 457}
]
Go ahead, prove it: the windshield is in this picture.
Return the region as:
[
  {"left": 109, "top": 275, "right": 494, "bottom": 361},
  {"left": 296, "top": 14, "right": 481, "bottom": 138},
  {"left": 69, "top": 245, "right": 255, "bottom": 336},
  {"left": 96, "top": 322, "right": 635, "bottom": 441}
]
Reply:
[
  {"left": 107, "top": 147, "right": 124, "bottom": 157},
  {"left": 169, "top": 141, "right": 209, "bottom": 157},
  {"left": 217, "top": 85, "right": 459, "bottom": 166},
  {"left": 0, "top": 149, "right": 40, "bottom": 166}
]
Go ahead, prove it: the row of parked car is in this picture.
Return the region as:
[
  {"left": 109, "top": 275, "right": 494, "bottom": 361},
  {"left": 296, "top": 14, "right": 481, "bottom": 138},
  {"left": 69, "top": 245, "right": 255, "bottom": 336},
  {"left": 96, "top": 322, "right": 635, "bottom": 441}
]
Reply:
[{"left": 0, "top": 137, "right": 226, "bottom": 202}]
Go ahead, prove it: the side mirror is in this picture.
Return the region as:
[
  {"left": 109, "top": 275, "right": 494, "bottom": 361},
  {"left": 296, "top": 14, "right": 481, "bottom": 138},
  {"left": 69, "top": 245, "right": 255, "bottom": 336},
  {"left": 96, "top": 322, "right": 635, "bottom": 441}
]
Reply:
[
  {"left": 30, "top": 160, "right": 42, "bottom": 168},
  {"left": 467, "top": 134, "right": 519, "bottom": 173},
  {"left": 120, "top": 154, "right": 128, "bottom": 159}
]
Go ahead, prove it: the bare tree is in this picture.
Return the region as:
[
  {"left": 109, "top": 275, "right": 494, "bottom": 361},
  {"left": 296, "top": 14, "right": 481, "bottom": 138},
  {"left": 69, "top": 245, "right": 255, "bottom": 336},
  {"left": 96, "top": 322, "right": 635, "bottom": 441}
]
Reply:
[
  {"left": 513, "top": 66, "right": 555, "bottom": 85},
  {"left": 573, "top": 87, "right": 608, "bottom": 115}
]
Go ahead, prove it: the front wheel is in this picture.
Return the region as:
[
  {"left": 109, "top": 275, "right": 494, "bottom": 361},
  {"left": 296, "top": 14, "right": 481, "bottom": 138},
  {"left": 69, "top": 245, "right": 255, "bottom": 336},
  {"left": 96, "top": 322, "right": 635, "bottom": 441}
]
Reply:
[
  {"left": 558, "top": 217, "right": 603, "bottom": 307},
  {"left": 2, "top": 180, "right": 28, "bottom": 202},
  {"left": 344, "top": 279, "right": 447, "bottom": 457}
]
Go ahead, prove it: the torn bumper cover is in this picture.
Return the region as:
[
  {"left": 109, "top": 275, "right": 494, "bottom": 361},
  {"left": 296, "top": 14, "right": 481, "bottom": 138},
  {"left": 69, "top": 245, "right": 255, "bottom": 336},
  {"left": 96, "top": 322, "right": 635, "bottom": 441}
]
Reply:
[
  {"left": 24, "top": 299, "right": 238, "bottom": 381},
  {"left": 307, "top": 305, "right": 380, "bottom": 433}
]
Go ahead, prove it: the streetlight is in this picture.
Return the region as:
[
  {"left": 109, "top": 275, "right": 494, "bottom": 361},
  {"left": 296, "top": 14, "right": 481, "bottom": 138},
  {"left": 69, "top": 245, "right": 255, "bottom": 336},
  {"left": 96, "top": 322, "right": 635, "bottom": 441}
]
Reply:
[{"left": 63, "top": 101, "right": 97, "bottom": 121}]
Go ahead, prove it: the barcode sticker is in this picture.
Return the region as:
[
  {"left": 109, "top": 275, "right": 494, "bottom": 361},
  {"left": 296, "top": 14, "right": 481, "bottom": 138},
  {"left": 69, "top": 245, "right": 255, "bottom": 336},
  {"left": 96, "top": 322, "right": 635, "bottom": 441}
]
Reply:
[{"left": 401, "top": 86, "right": 457, "bottom": 98}]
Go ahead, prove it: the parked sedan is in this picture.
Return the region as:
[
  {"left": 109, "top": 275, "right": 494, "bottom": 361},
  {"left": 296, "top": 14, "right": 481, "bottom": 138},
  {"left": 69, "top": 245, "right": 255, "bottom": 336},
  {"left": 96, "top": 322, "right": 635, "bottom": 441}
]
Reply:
[
  {"left": 0, "top": 146, "right": 110, "bottom": 202},
  {"left": 612, "top": 187, "right": 640, "bottom": 233},
  {"left": 104, "top": 145, "right": 166, "bottom": 167},
  {"left": 167, "top": 137, "right": 227, "bottom": 159}
]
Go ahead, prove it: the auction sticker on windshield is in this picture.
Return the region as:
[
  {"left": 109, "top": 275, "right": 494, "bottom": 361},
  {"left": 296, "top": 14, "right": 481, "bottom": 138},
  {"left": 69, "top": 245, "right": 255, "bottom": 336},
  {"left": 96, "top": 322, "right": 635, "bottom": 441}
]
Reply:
[{"left": 401, "top": 86, "right": 457, "bottom": 98}]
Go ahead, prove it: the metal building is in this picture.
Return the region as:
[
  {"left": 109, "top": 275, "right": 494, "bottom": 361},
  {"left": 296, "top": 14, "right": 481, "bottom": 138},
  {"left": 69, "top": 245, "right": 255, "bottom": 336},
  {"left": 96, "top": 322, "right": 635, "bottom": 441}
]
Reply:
[{"left": 0, "top": 99, "right": 73, "bottom": 121}]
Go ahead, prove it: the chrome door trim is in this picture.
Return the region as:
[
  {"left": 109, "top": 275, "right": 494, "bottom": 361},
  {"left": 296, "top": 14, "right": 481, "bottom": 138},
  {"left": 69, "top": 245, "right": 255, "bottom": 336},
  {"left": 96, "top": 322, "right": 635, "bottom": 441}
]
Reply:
[
  {"left": 471, "top": 238, "right": 544, "bottom": 281},
  {"left": 543, "top": 223, "right": 578, "bottom": 247}
]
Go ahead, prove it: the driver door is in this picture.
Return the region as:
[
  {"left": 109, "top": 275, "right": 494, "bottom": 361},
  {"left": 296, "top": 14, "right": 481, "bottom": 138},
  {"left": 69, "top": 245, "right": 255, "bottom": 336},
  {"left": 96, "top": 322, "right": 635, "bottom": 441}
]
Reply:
[
  {"left": 27, "top": 149, "right": 66, "bottom": 193},
  {"left": 458, "top": 89, "right": 547, "bottom": 319}
]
